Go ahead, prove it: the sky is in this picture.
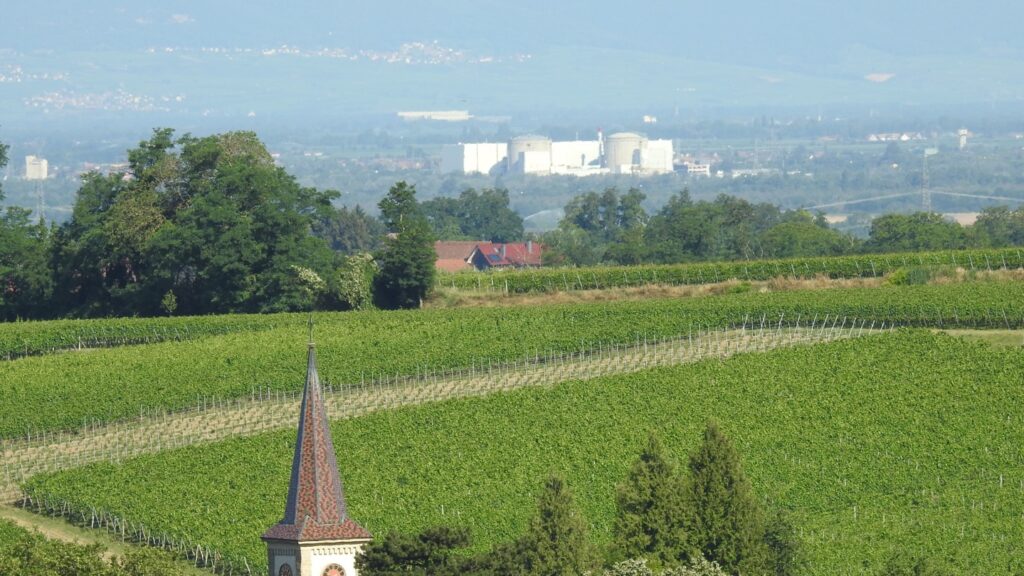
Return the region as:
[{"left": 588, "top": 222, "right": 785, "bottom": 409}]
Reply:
[
  {"left": 7, "top": 1, "right": 1022, "bottom": 62},
  {"left": 2, "top": 1, "right": 1023, "bottom": 122}
]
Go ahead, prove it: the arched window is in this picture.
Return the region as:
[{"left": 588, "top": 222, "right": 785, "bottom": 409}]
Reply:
[
  {"left": 322, "top": 563, "right": 345, "bottom": 576},
  {"left": 278, "top": 564, "right": 293, "bottom": 576}
]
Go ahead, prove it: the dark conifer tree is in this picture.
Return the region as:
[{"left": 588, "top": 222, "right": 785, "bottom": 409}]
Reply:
[
  {"left": 513, "top": 475, "right": 598, "bottom": 576},
  {"left": 612, "top": 433, "right": 687, "bottom": 567},
  {"left": 684, "top": 421, "right": 769, "bottom": 575}
]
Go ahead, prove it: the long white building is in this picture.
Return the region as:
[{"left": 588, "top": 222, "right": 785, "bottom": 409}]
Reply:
[
  {"left": 440, "top": 142, "right": 507, "bottom": 175},
  {"left": 441, "top": 132, "right": 673, "bottom": 176}
]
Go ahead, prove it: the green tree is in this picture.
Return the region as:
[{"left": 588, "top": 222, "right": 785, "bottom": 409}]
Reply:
[
  {"left": 314, "top": 204, "right": 385, "bottom": 254},
  {"left": 613, "top": 434, "right": 687, "bottom": 567},
  {"left": 51, "top": 129, "right": 338, "bottom": 316},
  {"left": 684, "top": 421, "right": 769, "bottom": 575},
  {"left": 422, "top": 188, "right": 524, "bottom": 242},
  {"left": 356, "top": 526, "right": 472, "bottom": 576},
  {"left": 374, "top": 182, "right": 436, "bottom": 309},
  {"left": 759, "top": 211, "right": 855, "bottom": 258},
  {"left": 498, "top": 476, "right": 598, "bottom": 576},
  {"left": 865, "top": 213, "right": 967, "bottom": 252},
  {"left": 970, "top": 206, "right": 1024, "bottom": 248},
  {"left": 0, "top": 207, "right": 52, "bottom": 320}
]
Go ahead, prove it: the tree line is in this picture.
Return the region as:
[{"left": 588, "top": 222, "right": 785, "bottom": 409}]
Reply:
[
  {"left": 356, "top": 423, "right": 950, "bottom": 576},
  {"left": 540, "top": 188, "right": 1024, "bottom": 267},
  {"left": 4, "top": 129, "right": 1024, "bottom": 321}
]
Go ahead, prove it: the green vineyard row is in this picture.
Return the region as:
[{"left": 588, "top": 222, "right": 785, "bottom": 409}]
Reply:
[
  {"left": 0, "top": 314, "right": 288, "bottom": 362},
  {"left": 2, "top": 280, "right": 1023, "bottom": 439},
  {"left": 437, "top": 247, "right": 1024, "bottom": 293},
  {"left": 23, "top": 331, "right": 1024, "bottom": 575}
]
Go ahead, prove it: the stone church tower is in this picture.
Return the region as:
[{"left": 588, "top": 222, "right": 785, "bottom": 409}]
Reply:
[{"left": 262, "top": 343, "right": 372, "bottom": 576}]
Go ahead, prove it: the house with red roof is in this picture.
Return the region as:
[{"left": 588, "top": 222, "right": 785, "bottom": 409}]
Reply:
[{"left": 434, "top": 240, "right": 544, "bottom": 272}]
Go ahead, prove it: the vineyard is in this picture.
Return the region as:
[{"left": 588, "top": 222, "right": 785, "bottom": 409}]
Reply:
[
  {"left": 0, "top": 314, "right": 284, "bottom": 361},
  {"left": 21, "top": 331, "right": 1024, "bottom": 575},
  {"left": 2, "top": 280, "right": 1024, "bottom": 439},
  {"left": 437, "top": 247, "right": 1024, "bottom": 293},
  {"left": 0, "top": 319, "right": 874, "bottom": 502}
]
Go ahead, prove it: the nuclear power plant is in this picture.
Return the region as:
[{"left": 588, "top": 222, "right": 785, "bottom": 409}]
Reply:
[{"left": 441, "top": 131, "right": 674, "bottom": 176}]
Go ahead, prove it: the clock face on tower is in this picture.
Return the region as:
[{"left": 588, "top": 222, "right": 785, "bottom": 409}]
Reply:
[
  {"left": 322, "top": 564, "right": 345, "bottom": 576},
  {"left": 278, "top": 564, "right": 293, "bottom": 576}
]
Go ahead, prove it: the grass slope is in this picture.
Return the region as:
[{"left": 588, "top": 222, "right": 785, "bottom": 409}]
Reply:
[{"left": 25, "top": 331, "right": 1024, "bottom": 574}]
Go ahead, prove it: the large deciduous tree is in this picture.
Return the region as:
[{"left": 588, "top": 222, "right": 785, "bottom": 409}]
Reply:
[
  {"left": 50, "top": 129, "right": 337, "bottom": 316},
  {"left": 421, "top": 188, "right": 523, "bottom": 242}
]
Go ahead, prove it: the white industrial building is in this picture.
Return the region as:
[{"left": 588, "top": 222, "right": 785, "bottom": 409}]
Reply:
[
  {"left": 604, "top": 132, "right": 674, "bottom": 175},
  {"left": 440, "top": 142, "right": 507, "bottom": 175},
  {"left": 441, "top": 132, "right": 674, "bottom": 176},
  {"left": 550, "top": 140, "right": 603, "bottom": 175},
  {"left": 24, "top": 155, "right": 48, "bottom": 180}
]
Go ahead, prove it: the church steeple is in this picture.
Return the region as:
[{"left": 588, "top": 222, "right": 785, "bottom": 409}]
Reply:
[{"left": 263, "top": 341, "right": 371, "bottom": 576}]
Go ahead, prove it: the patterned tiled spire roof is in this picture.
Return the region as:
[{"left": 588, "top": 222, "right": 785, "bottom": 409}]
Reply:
[{"left": 262, "top": 343, "right": 371, "bottom": 542}]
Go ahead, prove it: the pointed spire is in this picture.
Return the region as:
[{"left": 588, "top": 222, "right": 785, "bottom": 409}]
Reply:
[{"left": 262, "top": 343, "right": 371, "bottom": 542}]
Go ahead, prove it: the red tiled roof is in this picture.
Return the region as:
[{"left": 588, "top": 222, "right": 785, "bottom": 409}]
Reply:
[
  {"left": 434, "top": 241, "right": 479, "bottom": 260},
  {"left": 436, "top": 258, "right": 473, "bottom": 273},
  {"left": 262, "top": 345, "right": 371, "bottom": 543},
  {"left": 472, "top": 242, "right": 544, "bottom": 267}
]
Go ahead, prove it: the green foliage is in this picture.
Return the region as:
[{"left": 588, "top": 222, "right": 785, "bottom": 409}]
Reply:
[
  {"left": 374, "top": 182, "right": 436, "bottom": 309},
  {"left": 970, "top": 206, "right": 1024, "bottom": 248},
  {"left": 357, "top": 526, "right": 472, "bottom": 576},
  {"left": 422, "top": 188, "right": 524, "bottom": 242},
  {"left": 510, "top": 475, "right": 598, "bottom": 576},
  {"left": 865, "top": 213, "right": 967, "bottom": 253},
  {"left": 763, "top": 511, "right": 804, "bottom": 576},
  {"left": 613, "top": 434, "right": 686, "bottom": 566},
  {"left": 314, "top": 204, "right": 385, "bottom": 255},
  {"left": 886, "top": 266, "right": 937, "bottom": 286},
  {"left": 49, "top": 129, "right": 338, "bottom": 317},
  {"left": 160, "top": 290, "right": 178, "bottom": 316},
  {"left": 0, "top": 206, "right": 53, "bottom": 320},
  {"left": 0, "top": 519, "right": 192, "bottom": 576},
  {"left": 25, "top": 332, "right": 1024, "bottom": 574},
  {"left": 334, "top": 253, "right": 377, "bottom": 310},
  {"left": 683, "top": 422, "right": 769, "bottom": 574},
  {"left": 3, "top": 280, "right": 1024, "bottom": 436},
  {"left": 546, "top": 188, "right": 648, "bottom": 265}
]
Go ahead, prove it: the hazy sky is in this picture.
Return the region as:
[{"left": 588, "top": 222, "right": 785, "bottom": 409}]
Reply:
[
  {"left": 3, "top": 1, "right": 1022, "bottom": 121},
  {"left": 7, "top": 0, "right": 1022, "bottom": 66}
]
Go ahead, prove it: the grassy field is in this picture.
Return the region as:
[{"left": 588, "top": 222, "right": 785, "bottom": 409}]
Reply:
[
  {"left": 24, "top": 331, "right": 1024, "bottom": 575},
  {"left": 3, "top": 280, "right": 1024, "bottom": 438}
]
